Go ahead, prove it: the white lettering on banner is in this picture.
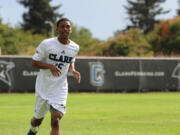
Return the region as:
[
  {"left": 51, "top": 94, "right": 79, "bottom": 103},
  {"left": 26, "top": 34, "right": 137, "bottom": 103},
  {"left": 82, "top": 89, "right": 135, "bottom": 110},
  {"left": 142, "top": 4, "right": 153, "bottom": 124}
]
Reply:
[
  {"left": 22, "top": 70, "right": 74, "bottom": 77},
  {"left": 22, "top": 70, "right": 39, "bottom": 76},
  {"left": 115, "top": 71, "right": 165, "bottom": 77}
]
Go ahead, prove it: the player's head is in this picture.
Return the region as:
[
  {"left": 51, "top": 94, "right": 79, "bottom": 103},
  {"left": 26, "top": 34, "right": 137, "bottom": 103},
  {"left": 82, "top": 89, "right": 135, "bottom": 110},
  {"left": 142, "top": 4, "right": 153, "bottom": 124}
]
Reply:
[
  {"left": 57, "top": 18, "right": 72, "bottom": 27},
  {"left": 56, "top": 18, "right": 72, "bottom": 38}
]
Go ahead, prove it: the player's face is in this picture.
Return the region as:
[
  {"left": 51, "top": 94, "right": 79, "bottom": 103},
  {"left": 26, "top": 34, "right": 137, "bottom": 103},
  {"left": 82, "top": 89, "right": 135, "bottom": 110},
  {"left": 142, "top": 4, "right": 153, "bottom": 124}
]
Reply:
[{"left": 57, "top": 21, "right": 72, "bottom": 38}]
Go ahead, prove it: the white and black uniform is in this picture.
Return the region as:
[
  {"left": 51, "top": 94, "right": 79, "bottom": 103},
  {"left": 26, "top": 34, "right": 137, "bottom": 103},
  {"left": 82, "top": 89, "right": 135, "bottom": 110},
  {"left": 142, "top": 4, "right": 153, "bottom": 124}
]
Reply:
[{"left": 32, "top": 37, "right": 79, "bottom": 118}]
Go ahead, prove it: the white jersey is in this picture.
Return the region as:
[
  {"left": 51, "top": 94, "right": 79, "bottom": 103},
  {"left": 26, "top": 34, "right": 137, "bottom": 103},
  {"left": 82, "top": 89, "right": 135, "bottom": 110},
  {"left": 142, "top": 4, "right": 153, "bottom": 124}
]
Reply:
[{"left": 32, "top": 37, "right": 79, "bottom": 106}]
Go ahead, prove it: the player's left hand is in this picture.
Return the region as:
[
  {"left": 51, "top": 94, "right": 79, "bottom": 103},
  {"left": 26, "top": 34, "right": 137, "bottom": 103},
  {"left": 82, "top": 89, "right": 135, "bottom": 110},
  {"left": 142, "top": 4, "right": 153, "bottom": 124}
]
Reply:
[{"left": 72, "top": 70, "right": 81, "bottom": 83}]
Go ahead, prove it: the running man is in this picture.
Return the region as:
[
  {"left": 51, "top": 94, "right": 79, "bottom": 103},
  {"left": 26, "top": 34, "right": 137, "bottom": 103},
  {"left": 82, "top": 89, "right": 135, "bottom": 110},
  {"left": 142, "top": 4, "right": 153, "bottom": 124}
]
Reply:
[{"left": 27, "top": 18, "right": 81, "bottom": 135}]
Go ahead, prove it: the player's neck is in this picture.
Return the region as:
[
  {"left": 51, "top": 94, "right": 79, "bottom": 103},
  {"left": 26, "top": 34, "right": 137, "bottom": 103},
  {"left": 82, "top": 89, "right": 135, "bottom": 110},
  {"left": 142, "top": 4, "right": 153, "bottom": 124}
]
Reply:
[{"left": 58, "top": 36, "right": 70, "bottom": 45}]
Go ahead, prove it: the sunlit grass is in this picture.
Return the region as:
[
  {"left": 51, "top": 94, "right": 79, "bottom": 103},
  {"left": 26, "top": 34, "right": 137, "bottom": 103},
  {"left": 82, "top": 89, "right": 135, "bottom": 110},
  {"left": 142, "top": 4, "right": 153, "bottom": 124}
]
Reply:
[{"left": 0, "top": 93, "right": 180, "bottom": 135}]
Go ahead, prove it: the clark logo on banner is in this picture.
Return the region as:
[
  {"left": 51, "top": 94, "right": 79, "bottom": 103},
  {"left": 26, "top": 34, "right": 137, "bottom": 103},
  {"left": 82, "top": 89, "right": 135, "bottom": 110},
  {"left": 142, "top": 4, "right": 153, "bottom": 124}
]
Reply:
[
  {"left": 0, "top": 61, "right": 15, "bottom": 87},
  {"left": 88, "top": 62, "right": 105, "bottom": 87}
]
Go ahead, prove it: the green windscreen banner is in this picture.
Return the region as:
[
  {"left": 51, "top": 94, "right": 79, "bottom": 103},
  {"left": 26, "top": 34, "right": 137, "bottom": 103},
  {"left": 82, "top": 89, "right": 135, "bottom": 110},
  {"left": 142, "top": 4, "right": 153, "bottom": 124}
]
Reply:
[{"left": 0, "top": 56, "right": 180, "bottom": 92}]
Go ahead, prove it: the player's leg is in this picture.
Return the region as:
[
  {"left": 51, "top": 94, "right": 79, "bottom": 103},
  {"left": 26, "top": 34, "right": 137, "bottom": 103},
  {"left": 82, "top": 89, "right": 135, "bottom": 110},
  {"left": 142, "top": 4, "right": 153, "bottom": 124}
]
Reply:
[
  {"left": 49, "top": 105, "right": 66, "bottom": 135},
  {"left": 27, "top": 95, "right": 49, "bottom": 135},
  {"left": 28, "top": 117, "right": 44, "bottom": 135},
  {"left": 50, "top": 111, "right": 63, "bottom": 135}
]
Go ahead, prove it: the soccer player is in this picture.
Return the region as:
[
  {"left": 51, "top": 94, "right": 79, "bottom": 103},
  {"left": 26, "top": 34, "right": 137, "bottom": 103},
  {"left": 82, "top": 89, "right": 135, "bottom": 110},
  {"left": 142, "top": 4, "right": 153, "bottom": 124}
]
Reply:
[{"left": 27, "top": 18, "right": 81, "bottom": 135}]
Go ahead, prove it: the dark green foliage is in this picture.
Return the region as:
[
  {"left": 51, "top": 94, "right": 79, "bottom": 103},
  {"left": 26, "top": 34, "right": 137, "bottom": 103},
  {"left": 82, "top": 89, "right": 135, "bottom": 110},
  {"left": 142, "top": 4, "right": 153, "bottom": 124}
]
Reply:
[
  {"left": 0, "top": 18, "right": 46, "bottom": 55},
  {"left": 146, "top": 17, "right": 180, "bottom": 55},
  {"left": 18, "top": 0, "right": 63, "bottom": 34},
  {"left": 70, "top": 25, "right": 101, "bottom": 55},
  {"left": 177, "top": 0, "right": 180, "bottom": 16},
  {"left": 2, "top": 14, "right": 180, "bottom": 56},
  {"left": 0, "top": 19, "right": 19, "bottom": 54},
  {"left": 125, "top": 0, "right": 169, "bottom": 33},
  {"left": 101, "top": 29, "right": 152, "bottom": 56}
]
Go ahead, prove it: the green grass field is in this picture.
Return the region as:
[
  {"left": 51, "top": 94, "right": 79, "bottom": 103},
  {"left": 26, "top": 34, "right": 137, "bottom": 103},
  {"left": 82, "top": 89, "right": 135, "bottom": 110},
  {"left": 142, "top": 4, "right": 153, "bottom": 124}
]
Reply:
[{"left": 0, "top": 93, "right": 180, "bottom": 135}]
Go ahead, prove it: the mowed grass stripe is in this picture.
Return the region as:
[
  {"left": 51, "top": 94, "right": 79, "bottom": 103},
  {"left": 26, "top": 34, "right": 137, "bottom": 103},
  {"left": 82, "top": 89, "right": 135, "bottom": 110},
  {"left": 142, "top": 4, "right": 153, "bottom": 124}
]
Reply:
[{"left": 0, "top": 93, "right": 180, "bottom": 135}]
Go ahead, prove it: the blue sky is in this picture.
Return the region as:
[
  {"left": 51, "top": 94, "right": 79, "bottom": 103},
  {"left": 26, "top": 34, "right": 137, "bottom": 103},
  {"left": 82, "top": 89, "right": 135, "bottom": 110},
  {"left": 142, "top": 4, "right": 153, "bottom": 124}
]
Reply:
[{"left": 0, "top": 0, "right": 179, "bottom": 40}]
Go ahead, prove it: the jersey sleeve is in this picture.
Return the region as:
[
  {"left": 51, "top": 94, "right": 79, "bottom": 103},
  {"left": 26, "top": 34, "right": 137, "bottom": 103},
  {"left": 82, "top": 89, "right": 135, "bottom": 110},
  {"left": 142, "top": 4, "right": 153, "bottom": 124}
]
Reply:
[
  {"left": 71, "top": 45, "right": 79, "bottom": 63},
  {"left": 32, "top": 41, "right": 46, "bottom": 61},
  {"left": 71, "top": 57, "right": 76, "bottom": 63}
]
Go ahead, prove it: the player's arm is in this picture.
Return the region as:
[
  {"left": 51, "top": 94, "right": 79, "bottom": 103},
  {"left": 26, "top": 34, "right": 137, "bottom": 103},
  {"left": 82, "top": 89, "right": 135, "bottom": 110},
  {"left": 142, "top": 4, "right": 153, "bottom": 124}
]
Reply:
[
  {"left": 69, "top": 62, "right": 81, "bottom": 83},
  {"left": 32, "top": 60, "right": 62, "bottom": 77}
]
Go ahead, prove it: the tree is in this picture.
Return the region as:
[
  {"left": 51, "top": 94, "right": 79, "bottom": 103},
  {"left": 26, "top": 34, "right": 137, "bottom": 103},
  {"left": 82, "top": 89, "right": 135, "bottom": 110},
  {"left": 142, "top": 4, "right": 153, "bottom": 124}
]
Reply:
[
  {"left": 70, "top": 25, "right": 101, "bottom": 55},
  {"left": 18, "top": 0, "right": 63, "bottom": 34},
  {"left": 98, "top": 28, "right": 152, "bottom": 56},
  {"left": 147, "top": 17, "right": 180, "bottom": 55},
  {"left": 0, "top": 20, "right": 47, "bottom": 55},
  {"left": 0, "top": 19, "right": 19, "bottom": 54},
  {"left": 177, "top": 0, "right": 180, "bottom": 16},
  {"left": 125, "top": 0, "right": 169, "bottom": 34}
]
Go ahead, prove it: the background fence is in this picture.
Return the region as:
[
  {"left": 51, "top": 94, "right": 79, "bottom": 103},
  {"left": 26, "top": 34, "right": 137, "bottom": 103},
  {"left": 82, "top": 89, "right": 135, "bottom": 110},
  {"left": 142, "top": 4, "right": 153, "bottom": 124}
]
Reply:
[{"left": 0, "top": 56, "right": 180, "bottom": 92}]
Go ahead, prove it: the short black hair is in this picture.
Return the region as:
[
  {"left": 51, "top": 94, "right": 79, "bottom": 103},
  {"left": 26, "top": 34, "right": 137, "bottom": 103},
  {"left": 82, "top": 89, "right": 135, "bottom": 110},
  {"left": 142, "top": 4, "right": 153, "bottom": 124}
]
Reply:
[{"left": 56, "top": 18, "right": 72, "bottom": 27}]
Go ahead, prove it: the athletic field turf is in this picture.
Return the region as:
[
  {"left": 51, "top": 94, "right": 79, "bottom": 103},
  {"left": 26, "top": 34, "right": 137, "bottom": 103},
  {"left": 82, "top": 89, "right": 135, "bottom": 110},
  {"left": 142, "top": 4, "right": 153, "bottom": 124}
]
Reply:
[{"left": 0, "top": 93, "right": 180, "bottom": 135}]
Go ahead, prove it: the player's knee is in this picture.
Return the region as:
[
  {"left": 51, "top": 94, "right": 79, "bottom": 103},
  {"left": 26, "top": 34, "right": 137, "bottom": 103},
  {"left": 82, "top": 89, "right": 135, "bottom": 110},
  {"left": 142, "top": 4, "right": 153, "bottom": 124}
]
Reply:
[
  {"left": 31, "top": 117, "right": 43, "bottom": 126},
  {"left": 51, "top": 117, "right": 60, "bottom": 128}
]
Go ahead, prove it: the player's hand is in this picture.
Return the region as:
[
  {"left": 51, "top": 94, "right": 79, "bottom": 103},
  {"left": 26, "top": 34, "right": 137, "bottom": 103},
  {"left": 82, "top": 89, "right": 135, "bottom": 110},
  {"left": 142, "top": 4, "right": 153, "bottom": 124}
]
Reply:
[
  {"left": 72, "top": 70, "right": 81, "bottom": 83},
  {"left": 50, "top": 65, "right": 62, "bottom": 77}
]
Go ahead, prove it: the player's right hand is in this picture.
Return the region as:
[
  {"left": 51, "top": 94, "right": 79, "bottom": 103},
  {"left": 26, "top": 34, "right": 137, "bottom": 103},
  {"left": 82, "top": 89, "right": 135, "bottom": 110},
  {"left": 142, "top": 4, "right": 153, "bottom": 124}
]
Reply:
[{"left": 50, "top": 65, "right": 62, "bottom": 77}]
